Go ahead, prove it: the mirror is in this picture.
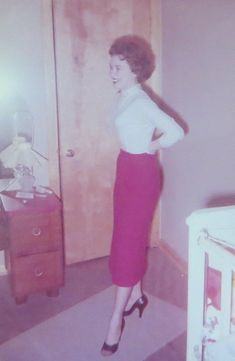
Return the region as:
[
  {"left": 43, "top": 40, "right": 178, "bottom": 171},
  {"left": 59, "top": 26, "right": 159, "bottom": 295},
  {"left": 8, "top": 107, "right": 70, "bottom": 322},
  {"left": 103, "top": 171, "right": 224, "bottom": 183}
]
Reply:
[
  {"left": 0, "top": 109, "right": 48, "bottom": 192},
  {"left": 0, "top": 0, "right": 60, "bottom": 195}
]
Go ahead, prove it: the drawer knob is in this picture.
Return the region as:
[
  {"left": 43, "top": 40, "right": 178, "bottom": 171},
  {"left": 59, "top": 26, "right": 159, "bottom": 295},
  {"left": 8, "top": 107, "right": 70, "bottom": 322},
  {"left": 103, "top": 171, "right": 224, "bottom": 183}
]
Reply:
[
  {"left": 34, "top": 269, "right": 44, "bottom": 277},
  {"left": 32, "top": 227, "right": 42, "bottom": 237}
]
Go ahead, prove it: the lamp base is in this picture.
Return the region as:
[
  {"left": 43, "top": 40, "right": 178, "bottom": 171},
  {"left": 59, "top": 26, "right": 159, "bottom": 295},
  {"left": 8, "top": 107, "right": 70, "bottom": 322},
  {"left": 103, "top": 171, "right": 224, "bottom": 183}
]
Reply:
[{"left": 19, "top": 174, "right": 35, "bottom": 192}]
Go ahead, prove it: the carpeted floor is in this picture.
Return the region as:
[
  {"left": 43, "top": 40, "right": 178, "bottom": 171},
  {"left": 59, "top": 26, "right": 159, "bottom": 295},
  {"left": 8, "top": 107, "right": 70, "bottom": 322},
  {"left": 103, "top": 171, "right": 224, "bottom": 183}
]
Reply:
[
  {"left": 0, "top": 286, "right": 186, "bottom": 361},
  {"left": 0, "top": 247, "right": 188, "bottom": 360}
]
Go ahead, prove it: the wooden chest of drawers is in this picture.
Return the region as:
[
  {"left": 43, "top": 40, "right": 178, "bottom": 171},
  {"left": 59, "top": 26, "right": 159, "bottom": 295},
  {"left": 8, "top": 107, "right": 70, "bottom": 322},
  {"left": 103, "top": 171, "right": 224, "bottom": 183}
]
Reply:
[{"left": 0, "top": 191, "right": 64, "bottom": 304}]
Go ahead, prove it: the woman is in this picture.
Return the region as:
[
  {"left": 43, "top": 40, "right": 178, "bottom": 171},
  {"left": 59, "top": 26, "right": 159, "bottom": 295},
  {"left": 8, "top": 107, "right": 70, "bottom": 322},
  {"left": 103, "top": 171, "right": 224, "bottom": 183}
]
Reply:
[{"left": 101, "top": 35, "right": 184, "bottom": 356}]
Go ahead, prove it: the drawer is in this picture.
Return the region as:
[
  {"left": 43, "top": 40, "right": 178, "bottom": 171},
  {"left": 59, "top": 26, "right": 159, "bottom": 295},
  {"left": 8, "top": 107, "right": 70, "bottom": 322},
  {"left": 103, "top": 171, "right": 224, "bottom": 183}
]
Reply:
[
  {"left": 11, "top": 251, "right": 64, "bottom": 297},
  {"left": 9, "top": 211, "right": 63, "bottom": 255}
]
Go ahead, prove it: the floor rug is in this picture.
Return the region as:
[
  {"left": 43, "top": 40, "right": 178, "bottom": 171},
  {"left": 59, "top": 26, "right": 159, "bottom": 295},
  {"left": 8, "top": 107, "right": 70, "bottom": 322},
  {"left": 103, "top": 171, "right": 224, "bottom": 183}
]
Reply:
[{"left": 0, "top": 286, "right": 186, "bottom": 361}]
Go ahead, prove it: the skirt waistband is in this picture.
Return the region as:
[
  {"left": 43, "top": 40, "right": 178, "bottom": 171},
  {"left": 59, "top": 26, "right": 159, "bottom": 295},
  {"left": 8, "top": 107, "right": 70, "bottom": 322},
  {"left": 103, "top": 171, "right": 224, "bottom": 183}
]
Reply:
[{"left": 120, "top": 149, "right": 155, "bottom": 159}]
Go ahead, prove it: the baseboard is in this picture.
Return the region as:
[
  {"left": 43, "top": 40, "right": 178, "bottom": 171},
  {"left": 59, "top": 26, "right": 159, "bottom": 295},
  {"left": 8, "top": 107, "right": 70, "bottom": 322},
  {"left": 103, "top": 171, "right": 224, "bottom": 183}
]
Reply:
[{"left": 157, "top": 239, "right": 188, "bottom": 276}]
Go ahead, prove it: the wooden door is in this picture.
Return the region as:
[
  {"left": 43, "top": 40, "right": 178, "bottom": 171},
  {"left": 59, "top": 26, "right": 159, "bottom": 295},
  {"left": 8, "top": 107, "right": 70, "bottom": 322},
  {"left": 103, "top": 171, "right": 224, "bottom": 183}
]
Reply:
[{"left": 52, "top": 0, "right": 161, "bottom": 264}]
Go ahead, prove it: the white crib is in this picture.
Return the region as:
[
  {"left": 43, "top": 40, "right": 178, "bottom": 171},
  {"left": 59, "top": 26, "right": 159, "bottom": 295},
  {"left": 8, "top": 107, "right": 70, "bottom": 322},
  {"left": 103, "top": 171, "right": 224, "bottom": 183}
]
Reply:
[{"left": 186, "top": 205, "right": 235, "bottom": 361}]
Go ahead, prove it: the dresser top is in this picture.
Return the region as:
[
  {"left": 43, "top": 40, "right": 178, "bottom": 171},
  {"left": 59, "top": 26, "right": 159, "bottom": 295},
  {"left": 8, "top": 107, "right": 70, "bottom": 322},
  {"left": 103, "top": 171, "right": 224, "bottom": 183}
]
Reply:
[{"left": 0, "top": 191, "right": 61, "bottom": 215}]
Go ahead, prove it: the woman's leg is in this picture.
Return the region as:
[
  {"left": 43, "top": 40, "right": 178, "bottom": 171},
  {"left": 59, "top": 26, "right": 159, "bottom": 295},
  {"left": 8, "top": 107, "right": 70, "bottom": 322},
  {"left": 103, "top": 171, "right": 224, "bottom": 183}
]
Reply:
[
  {"left": 124, "top": 281, "right": 143, "bottom": 310},
  {"left": 103, "top": 286, "right": 132, "bottom": 346},
  {"left": 103, "top": 281, "right": 144, "bottom": 348}
]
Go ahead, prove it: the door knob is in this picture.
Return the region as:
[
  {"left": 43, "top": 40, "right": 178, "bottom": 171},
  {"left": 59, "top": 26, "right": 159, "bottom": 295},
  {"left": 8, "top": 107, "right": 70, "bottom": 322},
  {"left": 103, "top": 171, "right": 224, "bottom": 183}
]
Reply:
[{"left": 66, "top": 149, "right": 75, "bottom": 157}]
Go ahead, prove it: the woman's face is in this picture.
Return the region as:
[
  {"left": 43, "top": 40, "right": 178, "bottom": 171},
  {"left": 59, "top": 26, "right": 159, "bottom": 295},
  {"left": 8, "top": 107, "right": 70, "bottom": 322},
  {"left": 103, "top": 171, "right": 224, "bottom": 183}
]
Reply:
[{"left": 109, "top": 55, "right": 137, "bottom": 93}]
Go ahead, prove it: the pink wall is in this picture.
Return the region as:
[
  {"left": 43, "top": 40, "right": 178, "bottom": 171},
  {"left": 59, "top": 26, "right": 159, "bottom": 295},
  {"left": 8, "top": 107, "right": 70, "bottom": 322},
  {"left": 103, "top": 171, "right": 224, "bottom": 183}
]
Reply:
[{"left": 161, "top": 0, "right": 235, "bottom": 260}]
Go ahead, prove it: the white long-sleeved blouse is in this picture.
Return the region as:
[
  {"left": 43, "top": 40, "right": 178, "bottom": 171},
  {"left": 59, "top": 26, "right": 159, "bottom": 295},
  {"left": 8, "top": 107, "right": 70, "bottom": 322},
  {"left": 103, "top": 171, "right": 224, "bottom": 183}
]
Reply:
[{"left": 113, "top": 84, "right": 184, "bottom": 154}]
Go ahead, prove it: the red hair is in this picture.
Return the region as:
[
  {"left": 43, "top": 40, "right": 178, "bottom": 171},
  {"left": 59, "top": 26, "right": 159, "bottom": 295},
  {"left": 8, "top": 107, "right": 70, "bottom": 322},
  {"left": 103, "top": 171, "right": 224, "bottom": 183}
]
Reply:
[{"left": 109, "top": 35, "right": 155, "bottom": 83}]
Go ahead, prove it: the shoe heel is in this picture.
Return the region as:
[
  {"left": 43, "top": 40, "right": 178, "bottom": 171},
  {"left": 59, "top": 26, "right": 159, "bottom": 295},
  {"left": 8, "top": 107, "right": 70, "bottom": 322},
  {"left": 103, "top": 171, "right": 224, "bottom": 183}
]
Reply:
[
  {"left": 138, "top": 295, "right": 148, "bottom": 318},
  {"left": 123, "top": 294, "right": 148, "bottom": 318},
  {"left": 138, "top": 305, "right": 144, "bottom": 318}
]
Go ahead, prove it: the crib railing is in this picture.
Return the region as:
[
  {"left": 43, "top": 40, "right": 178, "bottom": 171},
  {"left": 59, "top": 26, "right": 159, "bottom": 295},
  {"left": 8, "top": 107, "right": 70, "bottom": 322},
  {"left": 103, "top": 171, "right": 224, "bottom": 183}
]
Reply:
[{"left": 186, "top": 205, "right": 235, "bottom": 361}]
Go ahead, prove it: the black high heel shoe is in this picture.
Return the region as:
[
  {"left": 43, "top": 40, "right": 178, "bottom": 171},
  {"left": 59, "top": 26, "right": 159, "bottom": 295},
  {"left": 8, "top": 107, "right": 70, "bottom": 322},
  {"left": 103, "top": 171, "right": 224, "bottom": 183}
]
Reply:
[
  {"left": 101, "top": 318, "right": 125, "bottom": 357},
  {"left": 123, "top": 294, "right": 148, "bottom": 318}
]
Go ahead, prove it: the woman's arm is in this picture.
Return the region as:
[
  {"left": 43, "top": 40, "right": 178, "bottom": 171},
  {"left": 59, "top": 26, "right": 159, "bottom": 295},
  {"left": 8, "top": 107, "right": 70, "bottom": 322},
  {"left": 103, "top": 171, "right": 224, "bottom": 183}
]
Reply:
[
  {"left": 145, "top": 100, "right": 185, "bottom": 154},
  {"left": 148, "top": 118, "right": 184, "bottom": 153}
]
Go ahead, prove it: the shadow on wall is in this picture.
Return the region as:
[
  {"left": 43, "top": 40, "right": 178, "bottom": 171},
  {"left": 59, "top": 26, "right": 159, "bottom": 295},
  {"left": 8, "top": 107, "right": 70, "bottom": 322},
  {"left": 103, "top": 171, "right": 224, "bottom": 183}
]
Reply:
[
  {"left": 142, "top": 83, "right": 189, "bottom": 135},
  {"left": 206, "top": 194, "right": 235, "bottom": 208},
  {"left": 141, "top": 83, "right": 188, "bottom": 197}
]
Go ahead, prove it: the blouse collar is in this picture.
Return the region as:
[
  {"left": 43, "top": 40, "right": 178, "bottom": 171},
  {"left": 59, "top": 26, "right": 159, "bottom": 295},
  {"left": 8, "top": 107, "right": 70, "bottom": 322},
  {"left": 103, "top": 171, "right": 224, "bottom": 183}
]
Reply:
[
  {"left": 120, "top": 83, "right": 142, "bottom": 99},
  {"left": 115, "top": 83, "right": 142, "bottom": 116}
]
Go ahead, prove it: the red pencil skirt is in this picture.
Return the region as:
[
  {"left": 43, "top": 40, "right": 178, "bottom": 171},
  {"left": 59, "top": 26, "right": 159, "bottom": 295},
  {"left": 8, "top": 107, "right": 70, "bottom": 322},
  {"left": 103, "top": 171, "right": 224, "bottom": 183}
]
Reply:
[{"left": 109, "top": 150, "right": 160, "bottom": 287}]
